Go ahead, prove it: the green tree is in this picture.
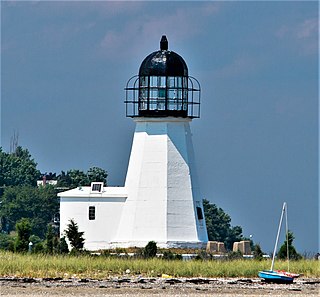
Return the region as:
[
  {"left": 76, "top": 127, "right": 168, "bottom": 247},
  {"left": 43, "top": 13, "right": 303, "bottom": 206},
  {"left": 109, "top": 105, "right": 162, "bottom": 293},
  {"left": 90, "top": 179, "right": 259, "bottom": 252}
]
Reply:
[
  {"left": 14, "top": 218, "right": 32, "bottom": 253},
  {"left": 143, "top": 241, "right": 157, "bottom": 258},
  {"left": 65, "top": 219, "right": 85, "bottom": 252},
  {"left": 29, "top": 235, "right": 44, "bottom": 253},
  {"left": 67, "top": 169, "right": 89, "bottom": 188},
  {"left": 278, "top": 230, "right": 302, "bottom": 260},
  {"left": 0, "top": 233, "right": 15, "bottom": 251},
  {"left": 253, "top": 243, "right": 264, "bottom": 260},
  {"left": 45, "top": 224, "right": 54, "bottom": 254},
  {"left": 57, "top": 167, "right": 108, "bottom": 189},
  {"left": 56, "top": 171, "right": 72, "bottom": 188},
  {"left": 203, "top": 199, "right": 243, "bottom": 250},
  {"left": 0, "top": 146, "right": 40, "bottom": 189},
  {"left": 58, "top": 237, "right": 69, "bottom": 254},
  {"left": 0, "top": 185, "right": 59, "bottom": 236},
  {"left": 87, "top": 167, "right": 108, "bottom": 185}
]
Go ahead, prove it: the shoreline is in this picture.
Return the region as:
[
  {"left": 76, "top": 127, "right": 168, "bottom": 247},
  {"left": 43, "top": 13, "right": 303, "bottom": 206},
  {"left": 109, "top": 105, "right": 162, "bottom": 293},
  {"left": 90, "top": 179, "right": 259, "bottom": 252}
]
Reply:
[{"left": 1, "top": 276, "right": 319, "bottom": 296}]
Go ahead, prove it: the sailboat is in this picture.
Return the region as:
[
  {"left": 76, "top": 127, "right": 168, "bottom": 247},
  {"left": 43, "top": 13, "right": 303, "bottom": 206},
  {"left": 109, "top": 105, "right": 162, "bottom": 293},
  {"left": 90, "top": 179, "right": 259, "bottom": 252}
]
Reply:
[{"left": 258, "top": 202, "right": 300, "bottom": 283}]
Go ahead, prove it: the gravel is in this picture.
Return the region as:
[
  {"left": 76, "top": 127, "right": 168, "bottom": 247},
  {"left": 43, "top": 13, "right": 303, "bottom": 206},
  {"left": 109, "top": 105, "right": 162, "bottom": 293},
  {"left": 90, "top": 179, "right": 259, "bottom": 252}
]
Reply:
[{"left": 0, "top": 276, "right": 319, "bottom": 296}]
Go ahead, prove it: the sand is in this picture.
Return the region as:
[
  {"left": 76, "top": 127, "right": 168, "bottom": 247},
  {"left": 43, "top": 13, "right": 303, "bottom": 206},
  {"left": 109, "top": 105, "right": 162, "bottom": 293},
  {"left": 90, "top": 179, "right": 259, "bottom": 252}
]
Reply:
[{"left": 0, "top": 276, "right": 319, "bottom": 297}]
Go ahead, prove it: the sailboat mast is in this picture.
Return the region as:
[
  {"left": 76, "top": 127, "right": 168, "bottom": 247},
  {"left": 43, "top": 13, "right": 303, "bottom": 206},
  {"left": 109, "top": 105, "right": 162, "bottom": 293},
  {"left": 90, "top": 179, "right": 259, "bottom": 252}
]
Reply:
[
  {"left": 271, "top": 202, "right": 286, "bottom": 271},
  {"left": 285, "top": 203, "right": 290, "bottom": 272}
]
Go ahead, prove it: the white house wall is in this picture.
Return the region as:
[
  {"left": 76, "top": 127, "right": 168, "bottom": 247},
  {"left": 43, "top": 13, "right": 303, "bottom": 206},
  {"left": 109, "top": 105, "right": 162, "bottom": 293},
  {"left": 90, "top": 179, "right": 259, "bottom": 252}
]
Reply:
[{"left": 59, "top": 187, "right": 127, "bottom": 250}]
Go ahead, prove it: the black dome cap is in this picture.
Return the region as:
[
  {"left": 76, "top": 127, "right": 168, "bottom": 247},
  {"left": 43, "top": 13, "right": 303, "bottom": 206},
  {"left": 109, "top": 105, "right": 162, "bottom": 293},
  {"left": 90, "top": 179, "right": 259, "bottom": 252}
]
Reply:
[{"left": 139, "top": 35, "right": 188, "bottom": 77}]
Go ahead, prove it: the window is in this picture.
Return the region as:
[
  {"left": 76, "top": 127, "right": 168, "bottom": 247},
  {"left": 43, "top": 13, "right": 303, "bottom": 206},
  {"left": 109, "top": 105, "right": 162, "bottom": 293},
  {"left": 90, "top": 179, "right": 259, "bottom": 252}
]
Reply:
[
  {"left": 89, "top": 206, "right": 95, "bottom": 220},
  {"left": 91, "top": 182, "right": 103, "bottom": 193},
  {"left": 196, "top": 207, "right": 204, "bottom": 220}
]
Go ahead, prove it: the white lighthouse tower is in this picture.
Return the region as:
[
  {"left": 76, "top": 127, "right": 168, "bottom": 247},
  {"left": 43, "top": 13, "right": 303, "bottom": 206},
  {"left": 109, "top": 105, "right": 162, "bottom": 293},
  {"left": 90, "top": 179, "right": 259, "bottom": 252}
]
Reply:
[{"left": 112, "top": 36, "right": 208, "bottom": 248}]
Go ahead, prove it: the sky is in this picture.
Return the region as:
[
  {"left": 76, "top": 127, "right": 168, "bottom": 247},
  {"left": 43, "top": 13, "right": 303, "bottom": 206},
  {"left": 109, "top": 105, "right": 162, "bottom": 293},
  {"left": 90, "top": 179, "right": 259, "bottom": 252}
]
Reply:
[{"left": 1, "top": 1, "right": 318, "bottom": 254}]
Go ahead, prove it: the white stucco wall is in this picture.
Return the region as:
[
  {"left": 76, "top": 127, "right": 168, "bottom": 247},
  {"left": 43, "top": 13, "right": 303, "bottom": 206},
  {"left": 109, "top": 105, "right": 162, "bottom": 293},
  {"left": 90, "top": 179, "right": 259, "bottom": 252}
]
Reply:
[
  {"left": 112, "top": 117, "right": 208, "bottom": 248},
  {"left": 59, "top": 187, "right": 127, "bottom": 250}
]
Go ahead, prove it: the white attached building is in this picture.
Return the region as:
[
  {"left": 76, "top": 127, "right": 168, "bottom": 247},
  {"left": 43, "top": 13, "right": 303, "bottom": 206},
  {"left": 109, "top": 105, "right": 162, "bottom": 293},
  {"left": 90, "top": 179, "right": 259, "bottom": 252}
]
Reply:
[{"left": 59, "top": 36, "right": 208, "bottom": 250}]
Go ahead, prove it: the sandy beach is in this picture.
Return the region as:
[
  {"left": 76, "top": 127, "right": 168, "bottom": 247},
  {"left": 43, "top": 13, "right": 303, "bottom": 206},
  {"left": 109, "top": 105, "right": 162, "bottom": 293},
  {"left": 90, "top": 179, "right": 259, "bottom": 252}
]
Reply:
[{"left": 0, "top": 276, "right": 319, "bottom": 297}]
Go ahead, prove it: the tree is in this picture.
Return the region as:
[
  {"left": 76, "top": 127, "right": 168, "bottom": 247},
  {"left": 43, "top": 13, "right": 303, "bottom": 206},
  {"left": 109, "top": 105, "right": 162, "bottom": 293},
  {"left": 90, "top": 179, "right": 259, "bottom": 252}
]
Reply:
[
  {"left": 14, "top": 218, "right": 32, "bottom": 253},
  {"left": 203, "top": 199, "right": 244, "bottom": 250},
  {"left": 0, "top": 146, "right": 40, "bottom": 189},
  {"left": 143, "top": 241, "right": 157, "bottom": 258},
  {"left": 253, "top": 243, "right": 264, "bottom": 260},
  {"left": 0, "top": 185, "right": 59, "bottom": 237},
  {"left": 87, "top": 167, "right": 108, "bottom": 185},
  {"left": 57, "top": 167, "right": 108, "bottom": 189},
  {"left": 65, "top": 219, "right": 85, "bottom": 252},
  {"left": 0, "top": 233, "right": 15, "bottom": 251},
  {"left": 278, "top": 230, "right": 302, "bottom": 260},
  {"left": 45, "top": 224, "right": 54, "bottom": 254},
  {"left": 56, "top": 171, "right": 72, "bottom": 188},
  {"left": 58, "top": 237, "right": 69, "bottom": 254},
  {"left": 29, "top": 235, "right": 44, "bottom": 253}
]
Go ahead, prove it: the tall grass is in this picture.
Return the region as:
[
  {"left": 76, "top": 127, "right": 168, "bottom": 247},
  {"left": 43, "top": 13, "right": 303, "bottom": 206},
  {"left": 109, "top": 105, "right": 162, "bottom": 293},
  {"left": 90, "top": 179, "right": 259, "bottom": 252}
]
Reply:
[{"left": 0, "top": 251, "right": 318, "bottom": 279}]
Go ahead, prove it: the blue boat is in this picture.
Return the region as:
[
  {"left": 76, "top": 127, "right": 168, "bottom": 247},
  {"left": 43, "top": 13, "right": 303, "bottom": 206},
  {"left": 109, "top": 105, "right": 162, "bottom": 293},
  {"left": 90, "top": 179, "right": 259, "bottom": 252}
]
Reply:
[
  {"left": 258, "top": 203, "right": 300, "bottom": 283},
  {"left": 258, "top": 270, "right": 297, "bottom": 283}
]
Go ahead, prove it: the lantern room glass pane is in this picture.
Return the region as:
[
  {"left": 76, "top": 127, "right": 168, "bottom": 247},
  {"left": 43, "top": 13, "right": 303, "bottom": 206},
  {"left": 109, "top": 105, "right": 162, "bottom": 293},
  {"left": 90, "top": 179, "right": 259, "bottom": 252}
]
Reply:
[
  {"left": 140, "top": 76, "right": 148, "bottom": 87},
  {"left": 168, "top": 77, "right": 175, "bottom": 87},
  {"left": 150, "top": 76, "right": 157, "bottom": 87}
]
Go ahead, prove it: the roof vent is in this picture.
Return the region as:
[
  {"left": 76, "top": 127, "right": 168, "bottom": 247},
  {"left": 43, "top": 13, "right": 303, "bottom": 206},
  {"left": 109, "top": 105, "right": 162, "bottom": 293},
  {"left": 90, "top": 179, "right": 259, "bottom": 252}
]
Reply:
[{"left": 91, "top": 182, "right": 103, "bottom": 193}]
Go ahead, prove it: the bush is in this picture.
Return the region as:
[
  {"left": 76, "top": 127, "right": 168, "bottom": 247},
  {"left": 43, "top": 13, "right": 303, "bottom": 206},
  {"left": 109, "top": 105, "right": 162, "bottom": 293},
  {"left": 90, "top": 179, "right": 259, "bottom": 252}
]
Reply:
[
  {"left": 0, "top": 233, "right": 15, "bottom": 251},
  {"left": 45, "top": 224, "right": 54, "bottom": 254},
  {"left": 278, "top": 231, "right": 302, "bottom": 260},
  {"left": 29, "top": 235, "right": 44, "bottom": 254},
  {"left": 195, "top": 250, "right": 211, "bottom": 261},
  {"left": 143, "top": 241, "right": 157, "bottom": 258},
  {"left": 162, "top": 250, "right": 182, "bottom": 260},
  {"left": 14, "top": 218, "right": 32, "bottom": 253},
  {"left": 58, "top": 237, "right": 69, "bottom": 254},
  {"left": 227, "top": 250, "right": 243, "bottom": 260},
  {"left": 253, "top": 244, "right": 264, "bottom": 261},
  {"left": 64, "top": 219, "right": 85, "bottom": 252}
]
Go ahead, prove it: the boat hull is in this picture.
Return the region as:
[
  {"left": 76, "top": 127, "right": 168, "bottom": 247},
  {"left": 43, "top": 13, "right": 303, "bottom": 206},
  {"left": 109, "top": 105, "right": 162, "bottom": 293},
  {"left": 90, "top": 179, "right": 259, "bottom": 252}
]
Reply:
[{"left": 258, "top": 270, "right": 295, "bottom": 283}]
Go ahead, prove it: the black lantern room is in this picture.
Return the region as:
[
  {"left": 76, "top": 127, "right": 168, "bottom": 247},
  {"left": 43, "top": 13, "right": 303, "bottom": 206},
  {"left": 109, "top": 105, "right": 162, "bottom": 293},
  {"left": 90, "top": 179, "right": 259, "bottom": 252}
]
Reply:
[{"left": 125, "top": 36, "right": 200, "bottom": 118}]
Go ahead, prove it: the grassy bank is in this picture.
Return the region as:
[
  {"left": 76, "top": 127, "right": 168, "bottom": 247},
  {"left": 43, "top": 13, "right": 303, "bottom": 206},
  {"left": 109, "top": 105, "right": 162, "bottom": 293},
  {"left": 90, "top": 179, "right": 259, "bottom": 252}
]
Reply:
[{"left": 0, "top": 251, "right": 319, "bottom": 279}]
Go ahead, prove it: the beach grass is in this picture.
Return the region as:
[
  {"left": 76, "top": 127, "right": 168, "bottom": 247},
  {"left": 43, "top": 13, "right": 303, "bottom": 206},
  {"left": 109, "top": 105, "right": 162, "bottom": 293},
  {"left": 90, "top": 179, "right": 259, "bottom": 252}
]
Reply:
[{"left": 0, "top": 251, "right": 318, "bottom": 279}]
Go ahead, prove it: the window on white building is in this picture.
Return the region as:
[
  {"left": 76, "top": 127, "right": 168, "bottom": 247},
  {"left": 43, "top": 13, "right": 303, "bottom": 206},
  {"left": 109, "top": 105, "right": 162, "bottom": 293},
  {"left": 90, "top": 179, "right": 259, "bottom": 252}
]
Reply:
[
  {"left": 89, "top": 206, "right": 95, "bottom": 220},
  {"left": 196, "top": 201, "right": 204, "bottom": 227},
  {"left": 196, "top": 207, "right": 204, "bottom": 220}
]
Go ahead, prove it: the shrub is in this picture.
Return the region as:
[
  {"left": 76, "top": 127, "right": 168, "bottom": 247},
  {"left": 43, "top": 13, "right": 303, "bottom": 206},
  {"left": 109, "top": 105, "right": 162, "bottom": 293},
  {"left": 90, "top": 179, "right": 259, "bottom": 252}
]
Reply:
[
  {"left": 143, "top": 241, "right": 157, "bottom": 258},
  {"left": 64, "top": 219, "right": 85, "bottom": 252},
  {"left": 29, "top": 235, "right": 44, "bottom": 253},
  {"left": 278, "top": 231, "right": 302, "bottom": 260},
  {"left": 14, "top": 218, "right": 32, "bottom": 253},
  {"left": 253, "top": 244, "right": 264, "bottom": 261},
  {"left": 45, "top": 224, "right": 54, "bottom": 254},
  {"left": 0, "top": 233, "right": 15, "bottom": 251},
  {"left": 58, "top": 236, "right": 69, "bottom": 254},
  {"left": 227, "top": 250, "right": 243, "bottom": 260}
]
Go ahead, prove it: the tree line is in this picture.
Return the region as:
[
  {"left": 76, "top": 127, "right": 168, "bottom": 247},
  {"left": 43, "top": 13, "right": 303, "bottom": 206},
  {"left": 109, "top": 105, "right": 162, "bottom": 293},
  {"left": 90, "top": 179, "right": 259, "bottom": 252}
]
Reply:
[{"left": 0, "top": 146, "right": 107, "bottom": 252}]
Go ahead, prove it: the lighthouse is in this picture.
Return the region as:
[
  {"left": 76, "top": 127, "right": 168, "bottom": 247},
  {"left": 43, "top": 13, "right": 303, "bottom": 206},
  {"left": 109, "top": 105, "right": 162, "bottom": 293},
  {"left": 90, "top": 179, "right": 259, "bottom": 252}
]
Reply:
[
  {"left": 112, "top": 36, "right": 208, "bottom": 248},
  {"left": 59, "top": 36, "right": 207, "bottom": 250}
]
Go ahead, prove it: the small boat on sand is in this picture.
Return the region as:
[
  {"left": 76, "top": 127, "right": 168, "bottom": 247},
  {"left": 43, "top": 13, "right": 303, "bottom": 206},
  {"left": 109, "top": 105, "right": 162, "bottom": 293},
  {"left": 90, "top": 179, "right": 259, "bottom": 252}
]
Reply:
[
  {"left": 258, "top": 269, "right": 299, "bottom": 283},
  {"left": 258, "top": 202, "right": 300, "bottom": 283}
]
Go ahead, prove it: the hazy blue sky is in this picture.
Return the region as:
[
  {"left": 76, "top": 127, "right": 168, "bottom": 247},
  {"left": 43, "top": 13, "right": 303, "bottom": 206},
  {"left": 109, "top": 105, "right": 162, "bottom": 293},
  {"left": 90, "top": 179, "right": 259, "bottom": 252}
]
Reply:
[{"left": 1, "top": 1, "right": 318, "bottom": 253}]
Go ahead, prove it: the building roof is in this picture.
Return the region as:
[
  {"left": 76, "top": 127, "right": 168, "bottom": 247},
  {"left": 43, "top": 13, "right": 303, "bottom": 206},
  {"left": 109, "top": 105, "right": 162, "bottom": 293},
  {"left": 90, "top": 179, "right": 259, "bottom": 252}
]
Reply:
[
  {"left": 139, "top": 35, "right": 188, "bottom": 77},
  {"left": 58, "top": 186, "right": 127, "bottom": 198}
]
